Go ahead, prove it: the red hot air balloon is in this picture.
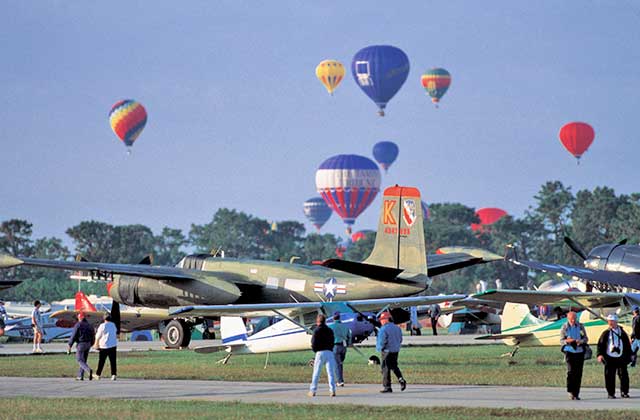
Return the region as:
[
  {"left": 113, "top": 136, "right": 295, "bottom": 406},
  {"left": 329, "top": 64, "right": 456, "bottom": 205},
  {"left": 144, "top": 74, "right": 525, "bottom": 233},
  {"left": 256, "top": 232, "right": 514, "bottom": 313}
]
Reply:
[
  {"left": 471, "top": 208, "right": 507, "bottom": 232},
  {"left": 558, "top": 122, "right": 595, "bottom": 164}
]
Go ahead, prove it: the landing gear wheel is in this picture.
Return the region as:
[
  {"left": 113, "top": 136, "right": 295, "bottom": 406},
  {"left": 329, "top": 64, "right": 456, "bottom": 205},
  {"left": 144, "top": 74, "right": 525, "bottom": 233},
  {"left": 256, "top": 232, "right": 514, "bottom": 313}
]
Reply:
[{"left": 163, "top": 320, "right": 192, "bottom": 349}]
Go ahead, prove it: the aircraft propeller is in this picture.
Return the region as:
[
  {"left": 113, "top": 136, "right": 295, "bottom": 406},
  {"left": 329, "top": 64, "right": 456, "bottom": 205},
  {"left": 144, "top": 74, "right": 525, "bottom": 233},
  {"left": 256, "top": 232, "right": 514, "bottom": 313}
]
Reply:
[
  {"left": 563, "top": 236, "right": 588, "bottom": 260},
  {"left": 111, "top": 301, "right": 121, "bottom": 334}
]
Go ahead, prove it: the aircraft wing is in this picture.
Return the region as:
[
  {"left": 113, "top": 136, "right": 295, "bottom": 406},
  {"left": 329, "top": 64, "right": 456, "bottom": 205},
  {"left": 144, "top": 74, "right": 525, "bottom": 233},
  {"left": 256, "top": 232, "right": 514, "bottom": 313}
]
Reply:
[
  {"left": 475, "top": 332, "right": 533, "bottom": 340},
  {"left": 473, "top": 289, "right": 633, "bottom": 308},
  {"left": 427, "top": 248, "right": 503, "bottom": 277},
  {"left": 50, "top": 309, "right": 169, "bottom": 332},
  {"left": 169, "top": 294, "right": 466, "bottom": 318},
  {"left": 509, "top": 258, "right": 640, "bottom": 291},
  {"left": 0, "top": 254, "right": 196, "bottom": 282}
]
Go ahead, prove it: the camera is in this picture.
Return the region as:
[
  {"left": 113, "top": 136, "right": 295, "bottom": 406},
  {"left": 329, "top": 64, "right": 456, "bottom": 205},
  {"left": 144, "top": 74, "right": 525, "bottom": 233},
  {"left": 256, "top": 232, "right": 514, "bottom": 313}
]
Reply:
[{"left": 611, "top": 346, "right": 621, "bottom": 354}]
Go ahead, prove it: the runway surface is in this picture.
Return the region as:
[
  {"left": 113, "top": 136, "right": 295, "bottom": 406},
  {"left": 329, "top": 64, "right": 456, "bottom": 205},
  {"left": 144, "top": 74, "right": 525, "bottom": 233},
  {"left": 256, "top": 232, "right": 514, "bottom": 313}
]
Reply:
[
  {"left": 0, "top": 335, "right": 496, "bottom": 356},
  {"left": 0, "top": 377, "right": 637, "bottom": 410}
]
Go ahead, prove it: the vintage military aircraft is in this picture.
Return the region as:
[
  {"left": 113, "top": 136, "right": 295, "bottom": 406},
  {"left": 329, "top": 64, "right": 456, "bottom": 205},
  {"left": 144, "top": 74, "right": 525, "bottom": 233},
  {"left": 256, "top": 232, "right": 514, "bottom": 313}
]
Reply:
[
  {"left": 472, "top": 289, "right": 638, "bottom": 354},
  {"left": 507, "top": 237, "right": 640, "bottom": 291},
  {"left": 0, "top": 186, "right": 500, "bottom": 348}
]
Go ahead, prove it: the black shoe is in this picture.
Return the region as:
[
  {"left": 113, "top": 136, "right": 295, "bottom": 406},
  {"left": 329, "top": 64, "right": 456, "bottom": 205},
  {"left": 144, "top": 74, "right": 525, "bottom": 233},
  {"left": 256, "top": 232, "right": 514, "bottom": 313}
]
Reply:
[
  {"left": 380, "top": 388, "right": 393, "bottom": 393},
  {"left": 608, "top": 395, "right": 616, "bottom": 399},
  {"left": 89, "top": 370, "right": 93, "bottom": 381},
  {"left": 399, "top": 379, "right": 407, "bottom": 391},
  {"left": 621, "top": 393, "right": 630, "bottom": 398},
  {"left": 574, "top": 396, "right": 581, "bottom": 400}
]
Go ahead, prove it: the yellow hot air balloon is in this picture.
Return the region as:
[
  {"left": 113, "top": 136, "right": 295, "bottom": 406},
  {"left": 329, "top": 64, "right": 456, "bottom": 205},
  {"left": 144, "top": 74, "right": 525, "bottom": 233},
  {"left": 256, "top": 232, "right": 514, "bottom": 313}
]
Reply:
[{"left": 315, "top": 60, "right": 345, "bottom": 95}]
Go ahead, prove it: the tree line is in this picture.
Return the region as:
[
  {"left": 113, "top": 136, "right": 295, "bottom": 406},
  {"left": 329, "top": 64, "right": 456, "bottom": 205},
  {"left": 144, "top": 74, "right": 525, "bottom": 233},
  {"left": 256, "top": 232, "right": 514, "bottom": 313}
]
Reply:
[{"left": 1, "top": 181, "right": 639, "bottom": 302}]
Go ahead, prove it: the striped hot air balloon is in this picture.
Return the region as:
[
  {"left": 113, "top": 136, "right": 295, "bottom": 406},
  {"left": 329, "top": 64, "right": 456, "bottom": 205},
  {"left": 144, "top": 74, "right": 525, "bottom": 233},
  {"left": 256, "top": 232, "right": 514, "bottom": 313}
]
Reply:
[
  {"left": 109, "top": 99, "right": 148, "bottom": 153},
  {"left": 315, "top": 60, "right": 345, "bottom": 95},
  {"left": 303, "top": 197, "right": 332, "bottom": 231},
  {"left": 421, "top": 68, "right": 451, "bottom": 107},
  {"left": 315, "top": 154, "right": 381, "bottom": 234}
]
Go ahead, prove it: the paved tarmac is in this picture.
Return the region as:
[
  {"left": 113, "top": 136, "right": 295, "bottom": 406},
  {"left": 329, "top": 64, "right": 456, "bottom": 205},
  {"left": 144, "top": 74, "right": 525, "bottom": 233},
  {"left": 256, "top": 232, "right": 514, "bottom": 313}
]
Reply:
[
  {"left": 0, "top": 377, "right": 637, "bottom": 410},
  {"left": 0, "top": 335, "right": 496, "bottom": 356}
]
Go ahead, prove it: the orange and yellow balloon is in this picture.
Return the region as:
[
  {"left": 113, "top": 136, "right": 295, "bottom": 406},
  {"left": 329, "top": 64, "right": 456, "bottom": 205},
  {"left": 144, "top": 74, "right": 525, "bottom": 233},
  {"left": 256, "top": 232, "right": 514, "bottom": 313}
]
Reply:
[
  {"left": 109, "top": 99, "right": 147, "bottom": 154},
  {"left": 315, "top": 60, "right": 345, "bottom": 95}
]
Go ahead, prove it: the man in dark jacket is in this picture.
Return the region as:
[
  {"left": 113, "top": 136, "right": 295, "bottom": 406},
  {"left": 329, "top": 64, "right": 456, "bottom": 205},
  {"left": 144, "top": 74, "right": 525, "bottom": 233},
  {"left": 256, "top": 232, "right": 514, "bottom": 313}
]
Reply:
[
  {"left": 596, "top": 314, "right": 632, "bottom": 398},
  {"left": 67, "top": 312, "right": 95, "bottom": 381},
  {"left": 308, "top": 314, "right": 336, "bottom": 397},
  {"left": 631, "top": 306, "right": 639, "bottom": 367}
]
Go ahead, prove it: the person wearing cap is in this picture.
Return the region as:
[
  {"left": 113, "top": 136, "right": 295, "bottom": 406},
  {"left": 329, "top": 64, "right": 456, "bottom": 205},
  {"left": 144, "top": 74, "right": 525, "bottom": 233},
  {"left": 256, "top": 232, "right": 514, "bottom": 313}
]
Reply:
[
  {"left": 596, "top": 313, "right": 632, "bottom": 398},
  {"left": 308, "top": 314, "right": 337, "bottom": 397},
  {"left": 67, "top": 312, "right": 95, "bottom": 381},
  {"left": 560, "top": 311, "right": 588, "bottom": 400},
  {"left": 376, "top": 311, "right": 406, "bottom": 393},
  {"left": 631, "top": 306, "right": 639, "bottom": 367},
  {"left": 94, "top": 313, "right": 118, "bottom": 381},
  {"left": 328, "top": 311, "right": 352, "bottom": 387}
]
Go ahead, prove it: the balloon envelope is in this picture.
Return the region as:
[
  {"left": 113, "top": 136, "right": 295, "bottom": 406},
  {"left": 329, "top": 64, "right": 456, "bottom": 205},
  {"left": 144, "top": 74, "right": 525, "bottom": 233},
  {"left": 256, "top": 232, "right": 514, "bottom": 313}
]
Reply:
[
  {"left": 372, "top": 141, "right": 399, "bottom": 172},
  {"left": 421, "top": 201, "right": 430, "bottom": 220},
  {"left": 421, "top": 68, "right": 451, "bottom": 105},
  {"left": 315, "top": 154, "right": 381, "bottom": 232},
  {"left": 315, "top": 60, "right": 345, "bottom": 95},
  {"left": 351, "top": 45, "right": 410, "bottom": 115},
  {"left": 471, "top": 208, "right": 507, "bottom": 232},
  {"left": 303, "top": 197, "right": 332, "bottom": 231},
  {"left": 351, "top": 229, "right": 374, "bottom": 243},
  {"left": 558, "top": 122, "right": 595, "bottom": 161},
  {"left": 109, "top": 100, "right": 147, "bottom": 147}
]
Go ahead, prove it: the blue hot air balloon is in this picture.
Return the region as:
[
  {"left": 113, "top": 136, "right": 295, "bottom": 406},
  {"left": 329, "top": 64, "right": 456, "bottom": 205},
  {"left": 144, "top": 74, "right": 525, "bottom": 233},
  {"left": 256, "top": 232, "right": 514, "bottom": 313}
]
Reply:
[
  {"left": 372, "top": 141, "right": 399, "bottom": 173},
  {"left": 351, "top": 45, "right": 410, "bottom": 116},
  {"left": 315, "top": 154, "right": 381, "bottom": 234},
  {"left": 421, "top": 201, "right": 430, "bottom": 220},
  {"left": 303, "top": 197, "right": 332, "bottom": 231}
]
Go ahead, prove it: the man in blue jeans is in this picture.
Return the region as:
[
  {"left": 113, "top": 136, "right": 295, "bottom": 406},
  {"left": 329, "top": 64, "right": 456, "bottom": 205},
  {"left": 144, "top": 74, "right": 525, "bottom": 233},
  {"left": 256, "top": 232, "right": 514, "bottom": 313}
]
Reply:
[
  {"left": 67, "top": 312, "right": 95, "bottom": 381},
  {"left": 376, "top": 311, "right": 406, "bottom": 393},
  {"left": 308, "top": 314, "right": 337, "bottom": 397},
  {"left": 329, "top": 312, "right": 352, "bottom": 387}
]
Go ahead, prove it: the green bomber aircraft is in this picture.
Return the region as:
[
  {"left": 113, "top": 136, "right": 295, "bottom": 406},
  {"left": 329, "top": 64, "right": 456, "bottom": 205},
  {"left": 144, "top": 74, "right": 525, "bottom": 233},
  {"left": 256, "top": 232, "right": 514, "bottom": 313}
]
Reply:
[{"left": 0, "top": 185, "right": 501, "bottom": 347}]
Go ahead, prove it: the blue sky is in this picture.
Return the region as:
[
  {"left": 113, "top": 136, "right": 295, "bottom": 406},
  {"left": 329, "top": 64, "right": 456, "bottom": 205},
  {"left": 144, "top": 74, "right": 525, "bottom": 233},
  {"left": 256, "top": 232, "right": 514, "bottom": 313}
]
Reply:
[{"left": 1, "top": 1, "right": 639, "bottom": 245}]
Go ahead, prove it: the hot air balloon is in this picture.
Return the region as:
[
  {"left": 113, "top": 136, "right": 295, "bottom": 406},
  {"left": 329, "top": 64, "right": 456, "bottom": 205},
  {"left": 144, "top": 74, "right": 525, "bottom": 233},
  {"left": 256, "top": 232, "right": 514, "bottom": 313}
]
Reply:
[
  {"left": 421, "top": 68, "right": 451, "bottom": 107},
  {"left": 351, "top": 229, "right": 374, "bottom": 243},
  {"left": 315, "top": 60, "right": 345, "bottom": 96},
  {"left": 351, "top": 45, "right": 410, "bottom": 116},
  {"left": 303, "top": 197, "right": 332, "bottom": 231},
  {"left": 315, "top": 154, "right": 381, "bottom": 234},
  {"left": 372, "top": 141, "right": 399, "bottom": 173},
  {"left": 558, "top": 122, "right": 595, "bottom": 164},
  {"left": 471, "top": 208, "right": 507, "bottom": 232},
  {"left": 109, "top": 100, "right": 147, "bottom": 154},
  {"left": 421, "top": 201, "right": 430, "bottom": 220}
]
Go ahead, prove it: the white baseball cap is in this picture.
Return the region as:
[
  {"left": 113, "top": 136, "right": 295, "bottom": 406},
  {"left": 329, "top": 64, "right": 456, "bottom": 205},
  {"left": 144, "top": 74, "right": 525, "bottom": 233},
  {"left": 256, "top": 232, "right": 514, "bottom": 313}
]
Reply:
[{"left": 606, "top": 314, "right": 619, "bottom": 321}]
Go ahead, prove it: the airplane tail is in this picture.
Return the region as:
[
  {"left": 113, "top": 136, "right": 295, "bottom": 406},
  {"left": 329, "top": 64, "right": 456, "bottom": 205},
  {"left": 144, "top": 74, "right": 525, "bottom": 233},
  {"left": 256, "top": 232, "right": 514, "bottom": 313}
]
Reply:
[
  {"left": 74, "top": 291, "right": 97, "bottom": 313},
  {"left": 220, "top": 317, "right": 248, "bottom": 345},
  {"left": 364, "top": 186, "right": 427, "bottom": 275},
  {"left": 501, "top": 302, "right": 545, "bottom": 331}
]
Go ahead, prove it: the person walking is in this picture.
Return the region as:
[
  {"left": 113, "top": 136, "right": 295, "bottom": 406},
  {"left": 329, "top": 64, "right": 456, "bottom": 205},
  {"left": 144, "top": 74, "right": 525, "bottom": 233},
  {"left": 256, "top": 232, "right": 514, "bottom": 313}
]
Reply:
[
  {"left": 560, "top": 311, "right": 588, "bottom": 400},
  {"left": 428, "top": 303, "right": 441, "bottom": 336},
  {"left": 631, "top": 306, "right": 639, "bottom": 367},
  {"left": 328, "top": 311, "right": 352, "bottom": 387},
  {"left": 308, "top": 314, "right": 337, "bottom": 397},
  {"left": 596, "top": 314, "right": 632, "bottom": 399},
  {"left": 376, "top": 311, "right": 406, "bottom": 393},
  {"left": 0, "top": 300, "right": 6, "bottom": 338},
  {"left": 94, "top": 313, "right": 118, "bottom": 381},
  {"left": 31, "top": 300, "right": 44, "bottom": 353},
  {"left": 67, "top": 312, "right": 95, "bottom": 381}
]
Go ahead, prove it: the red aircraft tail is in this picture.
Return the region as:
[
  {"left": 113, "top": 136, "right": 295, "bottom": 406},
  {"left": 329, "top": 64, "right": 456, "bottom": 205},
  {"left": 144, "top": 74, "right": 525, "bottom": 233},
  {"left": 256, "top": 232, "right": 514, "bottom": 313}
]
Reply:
[{"left": 75, "top": 291, "right": 97, "bottom": 312}]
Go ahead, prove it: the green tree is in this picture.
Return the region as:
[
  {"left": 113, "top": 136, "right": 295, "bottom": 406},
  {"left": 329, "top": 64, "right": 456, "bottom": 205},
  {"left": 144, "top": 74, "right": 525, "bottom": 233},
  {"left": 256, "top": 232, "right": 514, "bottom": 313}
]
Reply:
[
  {"left": 154, "top": 227, "right": 188, "bottom": 266},
  {"left": 344, "top": 234, "right": 376, "bottom": 261},
  {"left": 301, "top": 233, "right": 340, "bottom": 263}
]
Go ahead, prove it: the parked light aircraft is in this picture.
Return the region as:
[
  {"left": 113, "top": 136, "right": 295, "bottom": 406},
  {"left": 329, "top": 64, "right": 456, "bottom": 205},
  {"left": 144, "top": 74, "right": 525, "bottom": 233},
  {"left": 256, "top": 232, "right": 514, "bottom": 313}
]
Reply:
[{"left": 0, "top": 186, "right": 501, "bottom": 348}]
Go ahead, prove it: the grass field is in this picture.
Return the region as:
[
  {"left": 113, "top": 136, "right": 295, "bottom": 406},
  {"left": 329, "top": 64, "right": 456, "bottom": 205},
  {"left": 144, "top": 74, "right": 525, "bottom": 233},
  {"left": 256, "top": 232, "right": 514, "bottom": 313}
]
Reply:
[
  {"left": 1, "top": 398, "right": 638, "bottom": 420},
  {"left": 0, "top": 345, "right": 638, "bottom": 387}
]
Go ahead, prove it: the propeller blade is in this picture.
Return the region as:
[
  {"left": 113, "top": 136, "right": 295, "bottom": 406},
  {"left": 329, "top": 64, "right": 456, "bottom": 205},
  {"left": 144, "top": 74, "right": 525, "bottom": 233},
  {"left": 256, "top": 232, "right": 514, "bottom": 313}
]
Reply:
[
  {"left": 564, "top": 236, "right": 588, "bottom": 260},
  {"left": 111, "top": 301, "right": 121, "bottom": 334}
]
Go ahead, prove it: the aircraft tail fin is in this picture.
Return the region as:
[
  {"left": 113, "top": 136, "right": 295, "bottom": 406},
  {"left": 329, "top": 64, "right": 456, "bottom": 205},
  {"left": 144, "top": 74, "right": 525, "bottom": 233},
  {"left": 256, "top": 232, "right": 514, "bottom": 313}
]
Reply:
[
  {"left": 364, "top": 186, "right": 427, "bottom": 275},
  {"left": 75, "top": 291, "right": 97, "bottom": 313},
  {"left": 501, "top": 302, "right": 545, "bottom": 331},
  {"left": 220, "top": 316, "right": 248, "bottom": 345}
]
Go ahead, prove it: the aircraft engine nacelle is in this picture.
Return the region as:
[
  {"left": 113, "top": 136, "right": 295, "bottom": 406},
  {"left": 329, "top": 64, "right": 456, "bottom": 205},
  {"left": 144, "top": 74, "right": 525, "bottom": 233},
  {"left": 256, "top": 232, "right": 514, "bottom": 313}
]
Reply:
[{"left": 109, "top": 275, "right": 241, "bottom": 308}]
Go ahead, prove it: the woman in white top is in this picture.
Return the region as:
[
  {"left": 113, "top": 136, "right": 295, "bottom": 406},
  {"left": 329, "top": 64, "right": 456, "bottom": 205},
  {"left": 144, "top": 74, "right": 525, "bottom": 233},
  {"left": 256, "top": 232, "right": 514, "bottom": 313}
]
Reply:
[{"left": 94, "top": 313, "right": 118, "bottom": 380}]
